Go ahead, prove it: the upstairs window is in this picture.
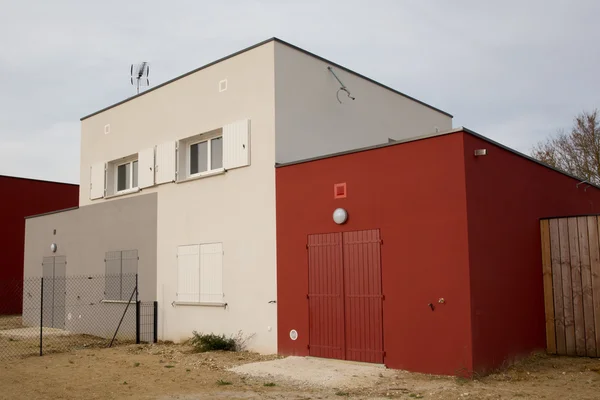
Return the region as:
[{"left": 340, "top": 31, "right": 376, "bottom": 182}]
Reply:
[
  {"left": 189, "top": 136, "right": 223, "bottom": 176},
  {"left": 116, "top": 159, "right": 138, "bottom": 193}
]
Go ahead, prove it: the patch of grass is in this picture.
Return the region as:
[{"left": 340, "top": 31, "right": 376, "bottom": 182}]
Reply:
[
  {"left": 190, "top": 332, "right": 237, "bottom": 352},
  {"left": 335, "top": 391, "right": 349, "bottom": 397},
  {"left": 409, "top": 394, "right": 423, "bottom": 399},
  {"left": 133, "top": 362, "right": 140, "bottom": 367},
  {"left": 455, "top": 376, "right": 471, "bottom": 385},
  {"left": 164, "top": 365, "right": 175, "bottom": 369},
  {"left": 123, "top": 381, "right": 128, "bottom": 385},
  {"left": 216, "top": 379, "right": 232, "bottom": 386},
  {"left": 263, "top": 382, "right": 276, "bottom": 387}
]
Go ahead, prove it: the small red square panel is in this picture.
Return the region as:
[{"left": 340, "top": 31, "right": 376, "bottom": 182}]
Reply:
[{"left": 334, "top": 183, "right": 347, "bottom": 199}]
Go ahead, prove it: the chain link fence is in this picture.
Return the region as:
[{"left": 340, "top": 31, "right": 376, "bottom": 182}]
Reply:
[{"left": 0, "top": 274, "right": 157, "bottom": 360}]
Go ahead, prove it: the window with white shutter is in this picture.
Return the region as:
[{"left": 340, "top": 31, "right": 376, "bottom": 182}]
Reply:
[
  {"left": 104, "top": 250, "right": 138, "bottom": 301},
  {"left": 223, "top": 119, "right": 250, "bottom": 170},
  {"left": 90, "top": 162, "right": 106, "bottom": 200},
  {"left": 176, "top": 243, "right": 223, "bottom": 304},
  {"left": 137, "top": 147, "right": 155, "bottom": 188},
  {"left": 155, "top": 141, "right": 177, "bottom": 184}
]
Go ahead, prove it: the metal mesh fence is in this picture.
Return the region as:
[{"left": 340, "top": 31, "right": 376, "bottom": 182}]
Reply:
[{"left": 0, "top": 274, "right": 156, "bottom": 361}]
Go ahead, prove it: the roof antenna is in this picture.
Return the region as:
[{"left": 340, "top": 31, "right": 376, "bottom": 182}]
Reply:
[
  {"left": 327, "top": 66, "right": 355, "bottom": 103},
  {"left": 130, "top": 62, "right": 150, "bottom": 94}
]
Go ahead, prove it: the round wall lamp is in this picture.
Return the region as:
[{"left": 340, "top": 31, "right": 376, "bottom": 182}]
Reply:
[
  {"left": 333, "top": 208, "right": 348, "bottom": 225},
  {"left": 50, "top": 243, "right": 57, "bottom": 253}
]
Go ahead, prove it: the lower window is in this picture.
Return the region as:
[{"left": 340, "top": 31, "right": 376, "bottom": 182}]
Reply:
[
  {"left": 176, "top": 243, "right": 223, "bottom": 303},
  {"left": 105, "top": 250, "right": 138, "bottom": 301}
]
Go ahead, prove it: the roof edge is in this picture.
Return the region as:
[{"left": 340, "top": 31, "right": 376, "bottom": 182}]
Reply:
[
  {"left": 25, "top": 206, "right": 79, "bottom": 220},
  {"left": 81, "top": 37, "right": 452, "bottom": 121},
  {"left": 275, "top": 126, "right": 600, "bottom": 191},
  {"left": 0, "top": 174, "right": 79, "bottom": 186},
  {"left": 275, "top": 127, "right": 465, "bottom": 167}
]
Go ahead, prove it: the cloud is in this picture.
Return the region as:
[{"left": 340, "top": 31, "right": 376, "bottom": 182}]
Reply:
[{"left": 1, "top": 0, "right": 599, "bottom": 183}]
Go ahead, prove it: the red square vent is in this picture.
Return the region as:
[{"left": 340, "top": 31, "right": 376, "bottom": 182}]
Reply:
[{"left": 334, "top": 183, "right": 347, "bottom": 199}]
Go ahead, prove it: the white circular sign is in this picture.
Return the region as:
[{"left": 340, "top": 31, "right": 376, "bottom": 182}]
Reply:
[
  {"left": 333, "top": 208, "right": 348, "bottom": 225},
  {"left": 289, "top": 329, "right": 298, "bottom": 341}
]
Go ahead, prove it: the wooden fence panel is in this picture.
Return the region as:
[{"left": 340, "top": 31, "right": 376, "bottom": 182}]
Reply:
[
  {"left": 590, "top": 217, "right": 600, "bottom": 357},
  {"left": 541, "top": 219, "right": 556, "bottom": 354},
  {"left": 558, "top": 218, "right": 576, "bottom": 355},
  {"left": 578, "top": 217, "right": 596, "bottom": 357},
  {"left": 568, "top": 217, "right": 586, "bottom": 356},
  {"left": 543, "top": 216, "right": 600, "bottom": 358},
  {"left": 549, "top": 219, "right": 566, "bottom": 355}
]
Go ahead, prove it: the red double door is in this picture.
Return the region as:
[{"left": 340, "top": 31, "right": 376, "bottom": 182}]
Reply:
[{"left": 307, "top": 229, "right": 384, "bottom": 364}]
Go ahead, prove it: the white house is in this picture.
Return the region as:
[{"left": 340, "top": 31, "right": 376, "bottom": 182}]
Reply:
[{"left": 24, "top": 38, "right": 452, "bottom": 353}]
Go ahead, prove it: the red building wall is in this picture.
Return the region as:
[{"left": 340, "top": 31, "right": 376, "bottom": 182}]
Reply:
[
  {"left": 462, "top": 134, "right": 600, "bottom": 373},
  {"left": 276, "top": 134, "right": 474, "bottom": 375},
  {"left": 0, "top": 176, "right": 78, "bottom": 313}
]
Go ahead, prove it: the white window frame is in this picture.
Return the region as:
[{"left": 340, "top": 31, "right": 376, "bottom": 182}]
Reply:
[
  {"left": 115, "top": 158, "right": 139, "bottom": 194},
  {"left": 187, "top": 135, "right": 224, "bottom": 178},
  {"left": 175, "top": 242, "right": 224, "bottom": 306}
]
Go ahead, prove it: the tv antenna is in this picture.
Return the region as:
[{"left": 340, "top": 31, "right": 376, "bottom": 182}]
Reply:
[
  {"left": 327, "top": 66, "right": 355, "bottom": 103},
  {"left": 130, "top": 62, "right": 150, "bottom": 94}
]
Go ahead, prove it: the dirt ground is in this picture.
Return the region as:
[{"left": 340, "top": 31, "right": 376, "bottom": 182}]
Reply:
[
  {"left": 1, "top": 343, "right": 599, "bottom": 400},
  {"left": 0, "top": 315, "right": 131, "bottom": 360}
]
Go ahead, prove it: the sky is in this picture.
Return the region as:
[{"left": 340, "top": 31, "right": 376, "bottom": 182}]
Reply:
[{"left": 0, "top": 0, "right": 598, "bottom": 184}]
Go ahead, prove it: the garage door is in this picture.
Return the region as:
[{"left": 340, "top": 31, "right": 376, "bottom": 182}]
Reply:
[{"left": 307, "top": 229, "right": 384, "bottom": 364}]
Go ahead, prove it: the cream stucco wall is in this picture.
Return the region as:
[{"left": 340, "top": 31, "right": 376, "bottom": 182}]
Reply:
[
  {"left": 79, "top": 42, "right": 278, "bottom": 352},
  {"left": 273, "top": 42, "right": 452, "bottom": 163}
]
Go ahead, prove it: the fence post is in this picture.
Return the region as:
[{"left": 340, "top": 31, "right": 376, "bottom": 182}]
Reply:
[
  {"left": 135, "top": 301, "right": 141, "bottom": 344},
  {"left": 39, "top": 277, "right": 43, "bottom": 356},
  {"left": 153, "top": 301, "right": 158, "bottom": 343},
  {"left": 135, "top": 274, "right": 140, "bottom": 344}
]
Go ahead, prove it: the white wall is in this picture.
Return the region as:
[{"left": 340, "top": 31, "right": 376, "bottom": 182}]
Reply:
[
  {"left": 274, "top": 41, "right": 453, "bottom": 163},
  {"left": 79, "top": 42, "right": 278, "bottom": 352}
]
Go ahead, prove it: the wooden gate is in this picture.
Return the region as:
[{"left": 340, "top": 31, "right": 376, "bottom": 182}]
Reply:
[
  {"left": 308, "top": 229, "right": 384, "bottom": 364},
  {"left": 541, "top": 217, "right": 600, "bottom": 357}
]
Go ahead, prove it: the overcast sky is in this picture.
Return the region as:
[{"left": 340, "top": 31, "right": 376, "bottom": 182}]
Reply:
[{"left": 1, "top": 0, "right": 598, "bottom": 184}]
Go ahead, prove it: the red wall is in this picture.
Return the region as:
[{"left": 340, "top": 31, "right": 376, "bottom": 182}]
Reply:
[
  {"left": 462, "top": 135, "right": 600, "bottom": 373},
  {"left": 276, "top": 134, "right": 474, "bottom": 375},
  {"left": 0, "top": 176, "right": 78, "bottom": 313}
]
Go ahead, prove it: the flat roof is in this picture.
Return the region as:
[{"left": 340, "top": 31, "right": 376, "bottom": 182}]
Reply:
[
  {"left": 0, "top": 174, "right": 78, "bottom": 186},
  {"left": 81, "top": 37, "right": 452, "bottom": 121},
  {"left": 275, "top": 127, "right": 600, "bottom": 191}
]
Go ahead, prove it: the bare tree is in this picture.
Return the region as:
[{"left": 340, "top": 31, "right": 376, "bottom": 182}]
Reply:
[{"left": 531, "top": 110, "right": 600, "bottom": 184}]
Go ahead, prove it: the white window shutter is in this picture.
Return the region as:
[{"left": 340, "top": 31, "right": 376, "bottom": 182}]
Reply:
[
  {"left": 138, "top": 148, "right": 155, "bottom": 189},
  {"left": 155, "top": 141, "right": 177, "bottom": 184},
  {"left": 177, "top": 245, "right": 200, "bottom": 302},
  {"left": 90, "top": 162, "right": 106, "bottom": 200},
  {"left": 223, "top": 119, "right": 250, "bottom": 170},
  {"left": 199, "top": 243, "right": 223, "bottom": 303}
]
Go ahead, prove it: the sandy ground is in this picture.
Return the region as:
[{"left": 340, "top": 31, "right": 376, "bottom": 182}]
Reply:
[
  {"left": 1, "top": 343, "right": 600, "bottom": 400},
  {"left": 0, "top": 315, "right": 130, "bottom": 360}
]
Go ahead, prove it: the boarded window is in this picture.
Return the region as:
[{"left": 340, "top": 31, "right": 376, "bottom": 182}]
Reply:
[
  {"left": 177, "top": 243, "right": 223, "bottom": 303},
  {"left": 105, "top": 250, "right": 138, "bottom": 301}
]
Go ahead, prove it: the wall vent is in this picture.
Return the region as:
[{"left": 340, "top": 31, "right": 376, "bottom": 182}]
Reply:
[
  {"left": 334, "top": 183, "right": 347, "bottom": 199},
  {"left": 219, "top": 79, "right": 227, "bottom": 92}
]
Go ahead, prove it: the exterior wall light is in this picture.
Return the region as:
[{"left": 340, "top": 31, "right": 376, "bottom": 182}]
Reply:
[
  {"left": 333, "top": 208, "right": 348, "bottom": 225},
  {"left": 50, "top": 243, "right": 57, "bottom": 253}
]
